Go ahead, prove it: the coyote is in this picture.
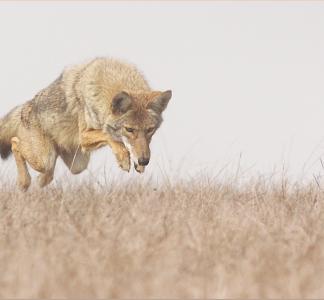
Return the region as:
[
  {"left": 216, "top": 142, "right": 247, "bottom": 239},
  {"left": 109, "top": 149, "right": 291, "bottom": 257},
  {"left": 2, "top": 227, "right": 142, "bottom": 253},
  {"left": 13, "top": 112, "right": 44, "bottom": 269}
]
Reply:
[{"left": 0, "top": 58, "right": 172, "bottom": 190}]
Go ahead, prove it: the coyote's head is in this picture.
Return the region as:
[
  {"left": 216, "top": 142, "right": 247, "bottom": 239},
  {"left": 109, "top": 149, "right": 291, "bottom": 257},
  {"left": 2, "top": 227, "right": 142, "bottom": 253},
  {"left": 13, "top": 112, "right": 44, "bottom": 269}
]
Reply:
[{"left": 105, "top": 90, "right": 172, "bottom": 171}]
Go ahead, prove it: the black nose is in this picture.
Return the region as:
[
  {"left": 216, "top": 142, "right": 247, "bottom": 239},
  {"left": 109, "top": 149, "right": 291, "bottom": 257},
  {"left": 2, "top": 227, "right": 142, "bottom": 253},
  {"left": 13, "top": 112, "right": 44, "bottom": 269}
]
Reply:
[{"left": 138, "top": 158, "right": 150, "bottom": 166}]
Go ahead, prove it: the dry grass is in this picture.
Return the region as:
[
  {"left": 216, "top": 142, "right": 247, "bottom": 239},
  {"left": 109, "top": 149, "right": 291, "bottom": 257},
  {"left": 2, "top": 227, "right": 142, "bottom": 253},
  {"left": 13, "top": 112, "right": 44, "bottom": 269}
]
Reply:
[{"left": 0, "top": 176, "right": 324, "bottom": 298}]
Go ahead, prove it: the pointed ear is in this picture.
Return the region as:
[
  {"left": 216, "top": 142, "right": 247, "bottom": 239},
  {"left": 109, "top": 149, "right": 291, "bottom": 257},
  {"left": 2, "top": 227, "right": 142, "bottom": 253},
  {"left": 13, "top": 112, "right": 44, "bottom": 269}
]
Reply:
[
  {"left": 147, "top": 90, "right": 172, "bottom": 114},
  {"left": 111, "top": 91, "right": 133, "bottom": 115}
]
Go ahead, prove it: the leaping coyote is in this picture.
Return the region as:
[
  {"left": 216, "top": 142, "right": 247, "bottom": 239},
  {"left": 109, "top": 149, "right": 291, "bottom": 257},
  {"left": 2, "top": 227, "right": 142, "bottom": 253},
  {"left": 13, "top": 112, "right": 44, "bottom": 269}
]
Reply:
[{"left": 0, "top": 58, "right": 172, "bottom": 190}]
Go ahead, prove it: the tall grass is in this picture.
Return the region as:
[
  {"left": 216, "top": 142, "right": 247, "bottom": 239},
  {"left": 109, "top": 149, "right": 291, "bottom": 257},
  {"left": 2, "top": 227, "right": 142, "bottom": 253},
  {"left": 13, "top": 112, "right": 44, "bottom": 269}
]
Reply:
[{"left": 0, "top": 176, "right": 323, "bottom": 298}]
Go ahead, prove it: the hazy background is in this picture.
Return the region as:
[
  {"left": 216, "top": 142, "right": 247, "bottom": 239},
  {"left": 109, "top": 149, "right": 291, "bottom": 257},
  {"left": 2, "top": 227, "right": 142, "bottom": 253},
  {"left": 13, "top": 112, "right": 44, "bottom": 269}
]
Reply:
[{"left": 1, "top": 1, "right": 324, "bottom": 183}]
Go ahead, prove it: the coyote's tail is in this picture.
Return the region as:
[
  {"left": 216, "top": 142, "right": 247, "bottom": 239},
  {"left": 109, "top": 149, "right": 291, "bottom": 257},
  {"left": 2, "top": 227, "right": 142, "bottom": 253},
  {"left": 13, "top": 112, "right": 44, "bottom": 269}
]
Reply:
[{"left": 0, "top": 106, "right": 21, "bottom": 159}]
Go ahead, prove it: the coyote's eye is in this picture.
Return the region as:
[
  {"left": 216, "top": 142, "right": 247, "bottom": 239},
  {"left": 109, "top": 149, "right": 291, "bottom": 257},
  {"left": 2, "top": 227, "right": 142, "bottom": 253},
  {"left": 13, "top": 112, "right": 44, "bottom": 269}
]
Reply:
[
  {"left": 125, "top": 127, "right": 134, "bottom": 133},
  {"left": 146, "top": 127, "right": 155, "bottom": 134}
]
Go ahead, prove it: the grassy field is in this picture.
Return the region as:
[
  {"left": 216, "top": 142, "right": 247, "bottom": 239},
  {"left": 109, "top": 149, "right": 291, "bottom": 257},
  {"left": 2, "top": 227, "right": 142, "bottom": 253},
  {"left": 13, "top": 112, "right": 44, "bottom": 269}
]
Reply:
[{"left": 0, "top": 176, "right": 324, "bottom": 298}]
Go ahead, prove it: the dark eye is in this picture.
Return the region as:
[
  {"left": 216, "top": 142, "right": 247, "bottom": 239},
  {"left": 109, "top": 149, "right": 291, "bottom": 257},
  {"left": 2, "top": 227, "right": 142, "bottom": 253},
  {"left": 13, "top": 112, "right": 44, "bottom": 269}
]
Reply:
[
  {"left": 125, "top": 127, "right": 134, "bottom": 133},
  {"left": 147, "top": 127, "right": 155, "bottom": 133}
]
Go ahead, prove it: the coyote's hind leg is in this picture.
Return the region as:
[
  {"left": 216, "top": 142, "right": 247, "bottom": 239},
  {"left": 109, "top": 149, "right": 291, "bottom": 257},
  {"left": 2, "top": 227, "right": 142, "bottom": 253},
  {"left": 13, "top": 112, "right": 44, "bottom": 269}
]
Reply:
[
  {"left": 11, "top": 137, "right": 31, "bottom": 191},
  {"left": 12, "top": 128, "right": 58, "bottom": 190},
  {"left": 37, "top": 171, "right": 55, "bottom": 188}
]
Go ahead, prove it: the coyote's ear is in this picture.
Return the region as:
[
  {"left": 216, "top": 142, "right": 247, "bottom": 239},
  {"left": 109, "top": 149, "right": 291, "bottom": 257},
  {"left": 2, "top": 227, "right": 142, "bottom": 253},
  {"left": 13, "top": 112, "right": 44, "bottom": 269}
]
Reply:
[
  {"left": 147, "top": 90, "right": 172, "bottom": 114},
  {"left": 111, "top": 91, "right": 133, "bottom": 115}
]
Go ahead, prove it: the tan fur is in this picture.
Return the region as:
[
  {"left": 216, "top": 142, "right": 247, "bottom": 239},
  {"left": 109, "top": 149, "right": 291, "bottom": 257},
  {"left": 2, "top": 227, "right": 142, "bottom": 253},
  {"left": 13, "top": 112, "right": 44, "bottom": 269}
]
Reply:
[{"left": 0, "top": 57, "right": 172, "bottom": 191}]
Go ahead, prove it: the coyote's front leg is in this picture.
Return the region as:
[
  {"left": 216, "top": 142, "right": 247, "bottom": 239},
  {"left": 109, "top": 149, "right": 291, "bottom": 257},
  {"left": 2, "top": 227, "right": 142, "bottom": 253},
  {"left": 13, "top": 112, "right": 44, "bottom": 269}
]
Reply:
[{"left": 80, "top": 129, "right": 131, "bottom": 172}]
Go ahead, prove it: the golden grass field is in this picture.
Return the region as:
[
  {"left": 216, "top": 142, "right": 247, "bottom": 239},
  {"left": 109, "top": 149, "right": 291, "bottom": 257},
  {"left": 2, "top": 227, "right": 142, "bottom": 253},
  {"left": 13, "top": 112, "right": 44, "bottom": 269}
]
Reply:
[{"left": 0, "top": 175, "right": 324, "bottom": 298}]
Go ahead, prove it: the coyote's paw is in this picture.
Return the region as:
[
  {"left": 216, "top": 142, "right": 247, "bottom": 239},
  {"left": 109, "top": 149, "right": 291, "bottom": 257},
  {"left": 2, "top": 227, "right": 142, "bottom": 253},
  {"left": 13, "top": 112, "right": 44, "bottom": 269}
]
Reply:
[
  {"left": 114, "top": 148, "right": 131, "bottom": 172},
  {"left": 134, "top": 163, "right": 145, "bottom": 174},
  {"left": 37, "top": 173, "right": 54, "bottom": 188},
  {"left": 119, "top": 156, "right": 131, "bottom": 172},
  {"left": 17, "top": 174, "right": 31, "bottom": 192}
]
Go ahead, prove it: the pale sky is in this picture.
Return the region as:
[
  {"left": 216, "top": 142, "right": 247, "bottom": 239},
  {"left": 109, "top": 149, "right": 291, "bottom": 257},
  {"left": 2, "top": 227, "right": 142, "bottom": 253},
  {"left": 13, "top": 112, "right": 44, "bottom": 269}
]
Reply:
[{"left": 1, "top": 1, "right": 324, "bottom": 183}]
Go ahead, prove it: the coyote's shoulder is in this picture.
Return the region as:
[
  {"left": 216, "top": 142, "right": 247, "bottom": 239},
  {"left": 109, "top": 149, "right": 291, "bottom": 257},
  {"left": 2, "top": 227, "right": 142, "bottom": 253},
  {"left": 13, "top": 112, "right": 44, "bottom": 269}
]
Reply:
[{"left": 0, "top": 57, "right": 172, "bottom": 190}]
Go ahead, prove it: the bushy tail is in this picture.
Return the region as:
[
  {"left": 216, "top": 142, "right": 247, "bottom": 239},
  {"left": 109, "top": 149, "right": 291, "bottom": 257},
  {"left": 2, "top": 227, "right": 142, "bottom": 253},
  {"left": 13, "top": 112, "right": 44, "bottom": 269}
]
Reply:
[{"left": 0, "top": 106, "right": 21, "bottom": 159}]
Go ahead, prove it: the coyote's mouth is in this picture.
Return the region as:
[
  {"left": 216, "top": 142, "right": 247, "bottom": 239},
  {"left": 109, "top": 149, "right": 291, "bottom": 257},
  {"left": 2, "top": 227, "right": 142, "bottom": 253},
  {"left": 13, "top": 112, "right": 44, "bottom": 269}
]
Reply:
[{"left": 134, "top": 162, "right": 145, "bottom": 174}]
